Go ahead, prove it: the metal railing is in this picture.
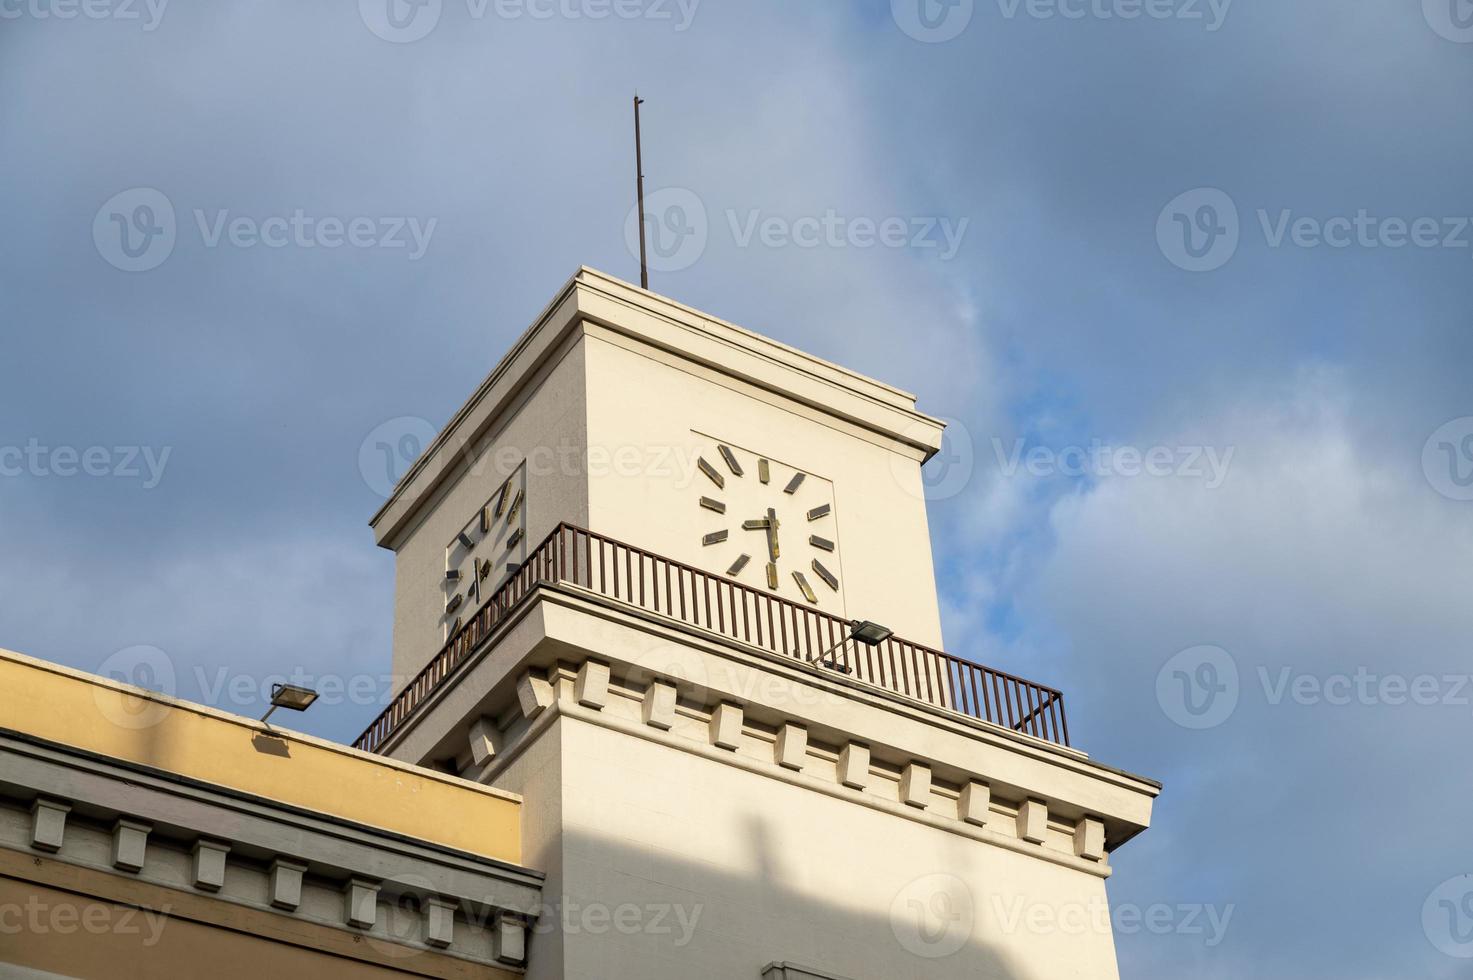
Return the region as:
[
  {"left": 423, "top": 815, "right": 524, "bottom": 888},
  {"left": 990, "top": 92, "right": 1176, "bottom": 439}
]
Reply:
[{"left": 353, "top": 523, "right": 1070, "bottom": 754}]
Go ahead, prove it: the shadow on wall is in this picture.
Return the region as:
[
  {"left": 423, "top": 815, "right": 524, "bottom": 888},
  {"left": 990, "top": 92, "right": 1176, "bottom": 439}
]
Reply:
[{"left": 522, "top": 812, "right": 1044, "bottom": 980}]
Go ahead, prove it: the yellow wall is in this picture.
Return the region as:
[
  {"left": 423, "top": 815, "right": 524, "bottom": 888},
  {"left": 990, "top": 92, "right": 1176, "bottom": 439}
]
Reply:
[{"left": 0, "top": 648, "right": 520, "bottom": 863}]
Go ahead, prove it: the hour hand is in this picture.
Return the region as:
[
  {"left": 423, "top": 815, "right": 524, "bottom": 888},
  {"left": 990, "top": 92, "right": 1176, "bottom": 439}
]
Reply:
[{"left": 742, "top": 518, "right": 771, "bottom": 530}]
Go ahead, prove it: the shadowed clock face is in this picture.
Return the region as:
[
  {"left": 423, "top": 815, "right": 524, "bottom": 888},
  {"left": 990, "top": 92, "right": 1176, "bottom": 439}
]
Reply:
[
  {"left": 693, "top": 437, "right": 842, "bottom": 608},
  {"left": 442, "top": 461, "right": 527, "bottom": 640}
]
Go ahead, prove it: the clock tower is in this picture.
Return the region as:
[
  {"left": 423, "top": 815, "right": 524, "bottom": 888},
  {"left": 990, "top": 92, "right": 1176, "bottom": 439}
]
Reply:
[
  {"left": 359, "top": 268, "right": 1158, "bottom": 980},
  {"left": 373, "top": 267, "right": 949, "bottom": 682}
]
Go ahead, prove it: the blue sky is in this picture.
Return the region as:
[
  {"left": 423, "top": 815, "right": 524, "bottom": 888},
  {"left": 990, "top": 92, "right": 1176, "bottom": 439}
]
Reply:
[{"left": 3, "top": 2, "right": 1472, "bottom": 975}]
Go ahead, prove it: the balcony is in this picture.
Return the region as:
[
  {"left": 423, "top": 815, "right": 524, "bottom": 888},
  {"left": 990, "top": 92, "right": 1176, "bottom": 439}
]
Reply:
[{"left": 353, "top": 524, "right": 1070, "bottom": 755}]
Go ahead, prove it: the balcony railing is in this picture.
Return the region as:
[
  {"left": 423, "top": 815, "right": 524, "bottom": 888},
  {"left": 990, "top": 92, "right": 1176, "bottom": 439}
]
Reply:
[{"left": 353, "top": 523, "right": 1070, "bottom": 754}]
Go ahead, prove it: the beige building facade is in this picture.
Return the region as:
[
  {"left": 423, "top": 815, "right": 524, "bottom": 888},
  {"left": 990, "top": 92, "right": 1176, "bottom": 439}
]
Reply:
[{"left": 361, "top": 269, "right": 1160, "bottom": 979}]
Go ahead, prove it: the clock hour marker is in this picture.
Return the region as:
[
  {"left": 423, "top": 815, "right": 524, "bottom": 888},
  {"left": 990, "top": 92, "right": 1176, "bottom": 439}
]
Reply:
[
  {"left": 445, "top": 568, "right": 461, "bottom": 581},
  {"left": 784, "top": 472, "right": 805, "bottom": 494},
  {"left": 480, "top": 507, "right": 492, "bottom": 534},
  {"left": 810, "top": 535, "right": 835, "bottom": 552},
  {"left": 811, "top": 559, "right": 839, "bottom": 591},
  {"left": 469, "top": 577, "right": 480, "bottom": 603},
  {"left": 507, "top": 528, "right": 523, "bottom": 550},
  {"left": 456, "top": 531, "right": 475, "bottom": 549},
  {"left": 758, "top": 459, "right": 770, "bottom": 484},
  {"left": 494, "top": 479, "right": 511, "bottom": 516},
  {"left": 700, "top": 497, "right": 726, "bottom": 514},
  {"left": 766, "top": 562, "right": 779, "bottom": 590},
  {"left": 727, "top": 554, "right": 751, "bottom": 576},
  {"left": 505, "top": 488, "right": 524, "bottom": 524},
  {"left": 449, "top": 616, "right": 462, "bottom": 636},
  {"left": 697, "top": 457, "right": 725, "bottom": 489},
  {"left": 703, "top": 530, "right": 729, "bottom": 546},
  {"left": 717, "top": 444, "right": 744, "bottom": 476},
  {"left": 792, "top": 571, "right": 818, "bottom": 604},
  {"left": 480, "top": 559, "right": 492, "bottom": 580},
  {"left": 445, "top": 593, "right": 463, "bottom": 614},
  {"left": 806, "top": 504, "right": 831, "bottom": 521}
]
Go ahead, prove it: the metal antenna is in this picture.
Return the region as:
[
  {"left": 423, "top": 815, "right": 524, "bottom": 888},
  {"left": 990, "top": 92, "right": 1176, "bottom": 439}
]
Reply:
[{"left": 633, "top": 93, "right": 649, "bottom": 290}]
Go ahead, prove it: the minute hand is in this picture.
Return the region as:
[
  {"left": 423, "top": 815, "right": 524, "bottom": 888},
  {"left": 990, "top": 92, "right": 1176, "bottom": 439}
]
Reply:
[{"left": 766, "top": 507, "right": 780, "bottom": 560}]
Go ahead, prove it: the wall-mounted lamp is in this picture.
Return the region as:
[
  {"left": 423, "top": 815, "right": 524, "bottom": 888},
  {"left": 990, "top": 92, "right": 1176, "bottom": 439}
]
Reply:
[
  {"left": 809, "top": 619, "right": 893, "bottom": 673},
  {"left": 259, "top": 683, "right": 319, "bottom": 725}
]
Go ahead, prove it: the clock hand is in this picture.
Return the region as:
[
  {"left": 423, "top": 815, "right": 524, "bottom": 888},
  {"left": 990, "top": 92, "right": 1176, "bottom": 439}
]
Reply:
[{"left": 766, "top": 507, "right": 780, "bottom": 561}]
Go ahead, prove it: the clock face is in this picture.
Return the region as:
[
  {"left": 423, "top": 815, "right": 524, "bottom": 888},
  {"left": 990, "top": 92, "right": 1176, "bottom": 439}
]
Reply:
[
  {"left": 442, "top": 461, "right": 527, "bottom": 640},
  {"left": 692, "top": 436, "right": 843, "bottom": 609}
]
